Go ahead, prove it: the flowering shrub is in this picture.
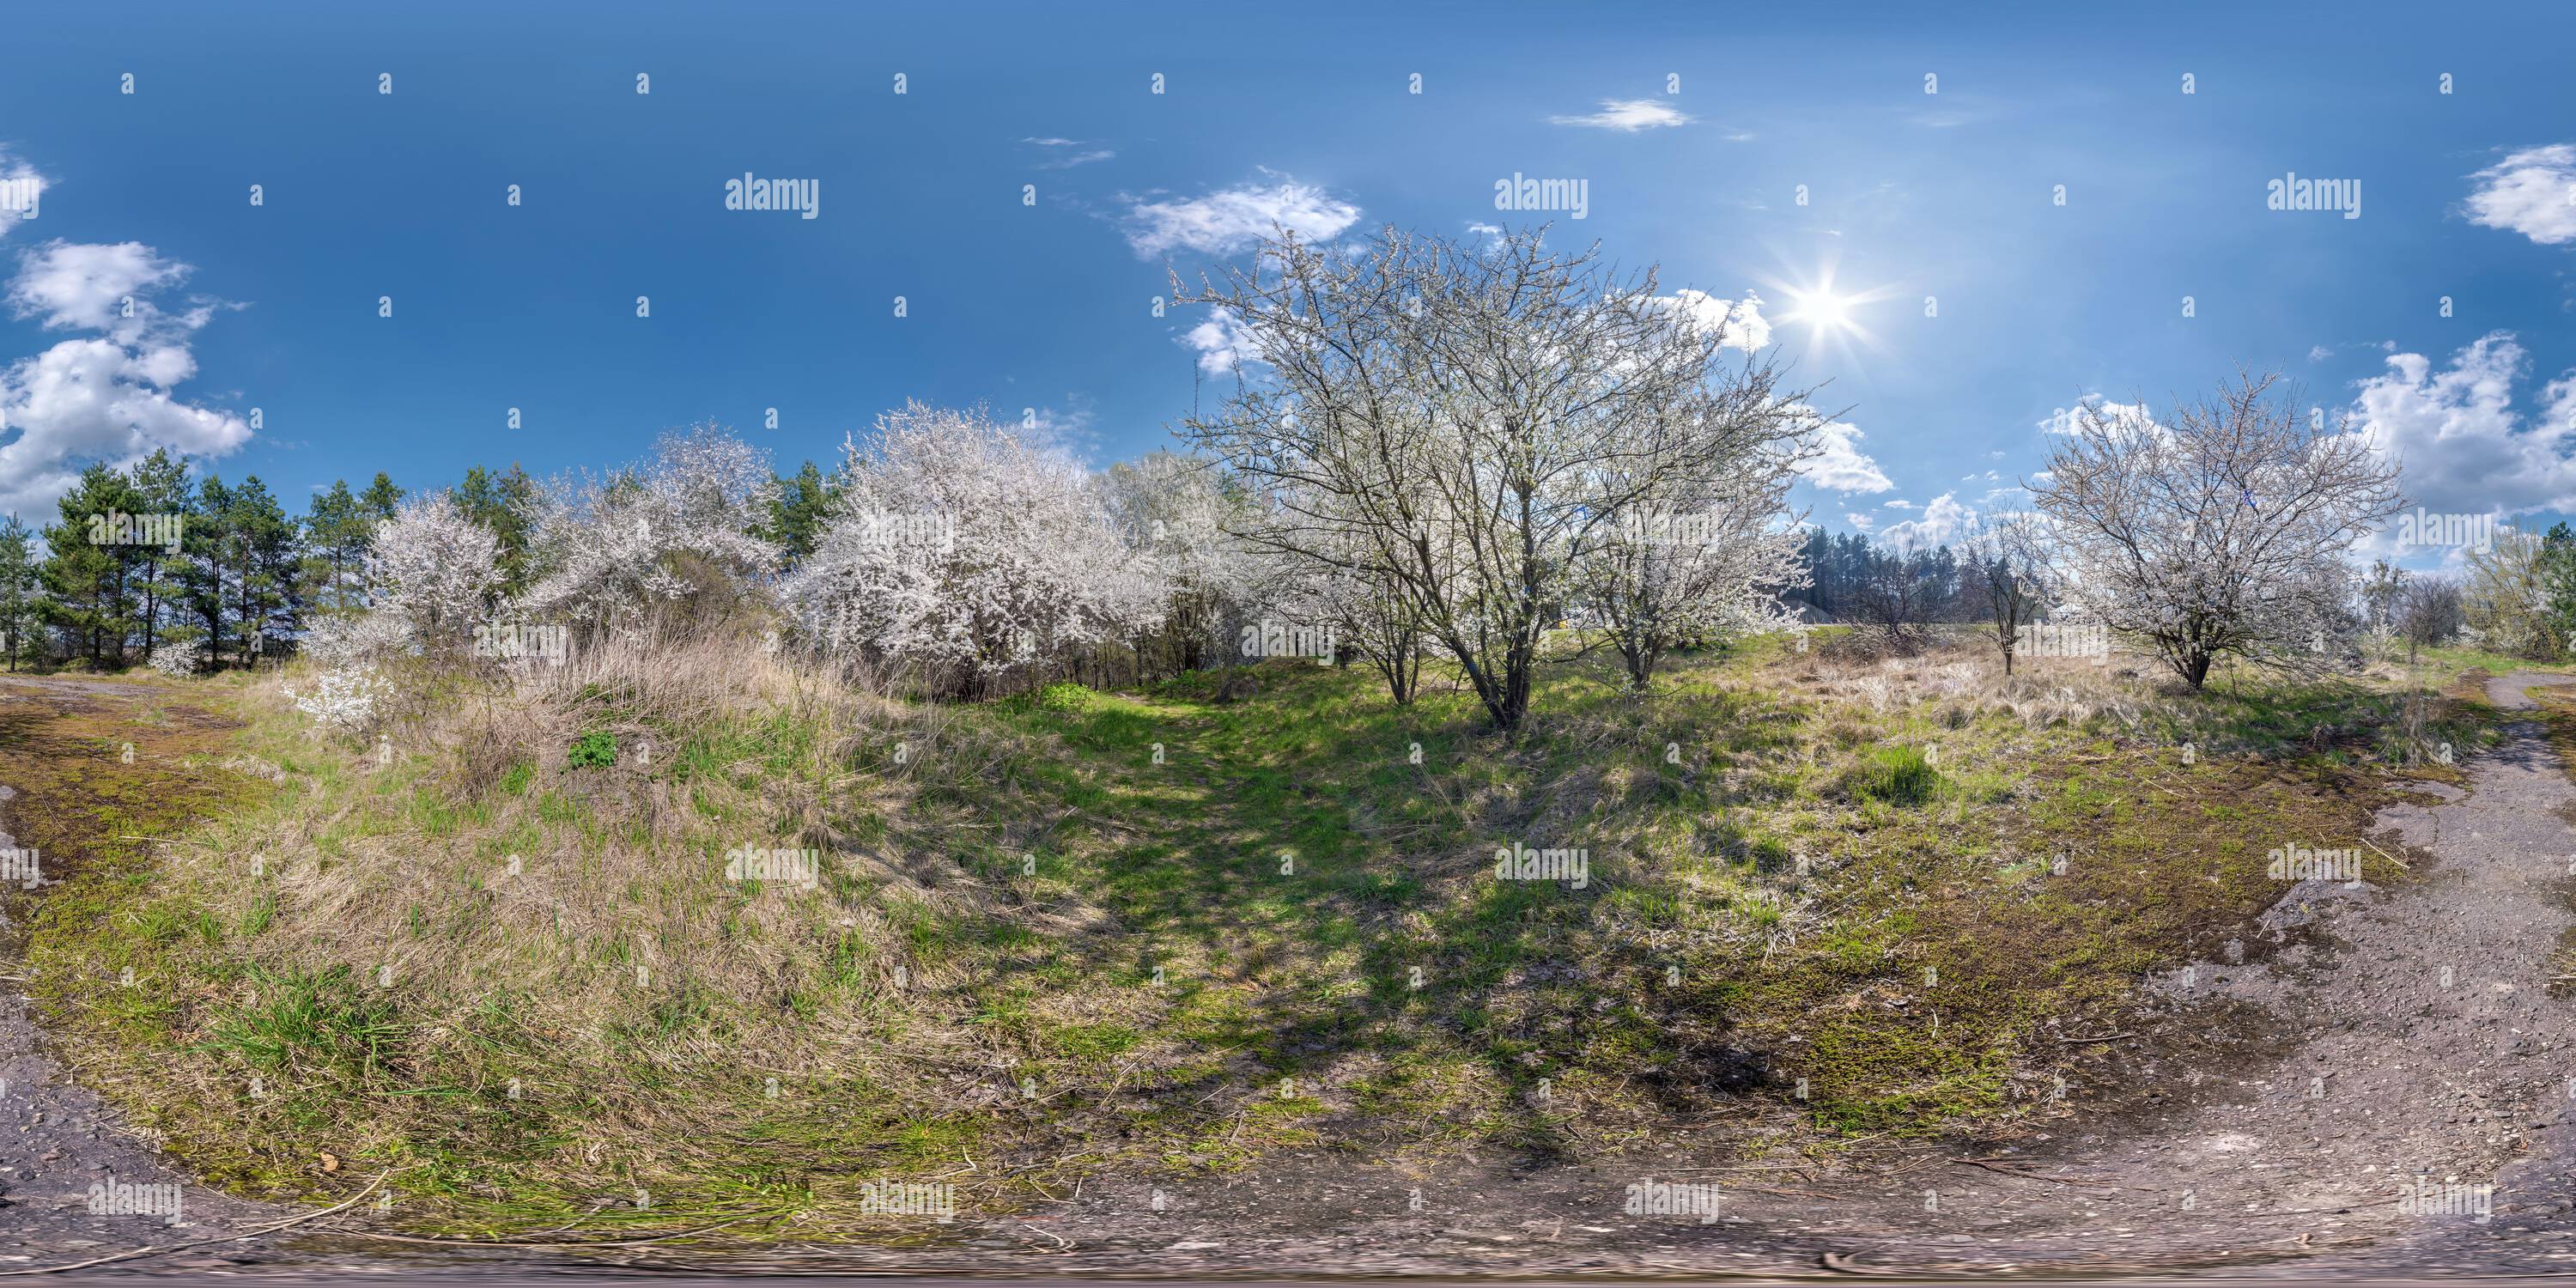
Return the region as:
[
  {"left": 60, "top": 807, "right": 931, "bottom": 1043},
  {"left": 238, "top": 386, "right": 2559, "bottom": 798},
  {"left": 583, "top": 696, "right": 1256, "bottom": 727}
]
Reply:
[
  {"left": 371, "top": 494, "right": 504, "bottom": 650},
  {"left": 146, "top": 647, "right": 201, "bottom": 678},
  {"left": 521, "top": 427, "right": 782, "bottom": 629},
  {"left": 784, "top": 404, "right": 1163, "bottom": 686},
  {"left": 283, "top": 665, "right": 384, "bottom": 730}
]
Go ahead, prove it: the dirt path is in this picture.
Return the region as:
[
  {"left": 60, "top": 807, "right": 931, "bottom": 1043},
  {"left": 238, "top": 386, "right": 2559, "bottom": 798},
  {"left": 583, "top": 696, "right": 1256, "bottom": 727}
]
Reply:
[{"left": 0, "top": 675, "right": 289, "bottom": 1272}]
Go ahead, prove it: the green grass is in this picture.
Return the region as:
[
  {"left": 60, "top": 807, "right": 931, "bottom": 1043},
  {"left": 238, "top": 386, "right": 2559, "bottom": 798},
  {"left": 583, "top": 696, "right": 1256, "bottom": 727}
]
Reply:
[{"left": 4, "top": 635, "right": 2503, "bottom": 1236}]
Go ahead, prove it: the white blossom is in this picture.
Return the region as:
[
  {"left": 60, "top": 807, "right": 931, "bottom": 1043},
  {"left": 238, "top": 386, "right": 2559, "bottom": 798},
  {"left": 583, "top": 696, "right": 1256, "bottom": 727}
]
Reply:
[
  {"left": 521, "top": 425, "right": 781, "bottom": 629},
  {"left": 369, "top": 492, "right": 503, "bottom": 652},
  {"left": 784, "top": 404, "right": 1159, "bottom": 684}
]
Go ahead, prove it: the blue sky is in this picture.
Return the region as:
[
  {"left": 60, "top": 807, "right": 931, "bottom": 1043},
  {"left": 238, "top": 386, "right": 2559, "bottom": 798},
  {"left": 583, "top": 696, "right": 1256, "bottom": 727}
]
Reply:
[{"left": 3, "top": 0, "right": 2573, "bottom": 565}]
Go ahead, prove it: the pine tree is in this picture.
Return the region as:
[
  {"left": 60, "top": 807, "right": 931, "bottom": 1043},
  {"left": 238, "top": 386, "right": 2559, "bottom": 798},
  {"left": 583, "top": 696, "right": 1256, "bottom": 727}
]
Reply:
[
  {"left": 457, "top": 464, "right": 540, "bottom": 593},
  {"left": 222, "top": 477, "right": 298, "bottom": 665},
  {"left": 179, "top": 475, "right": 235, "bottom": 669},
  {"left": 359, "top": 472, "right": 405, "bottom": 521},
  {"left": 38, "top": 465, "right": 142, "bottom": 665},
  {"left": 302, "top": 480, "right": 372, "bottom": 615},
  {"left": 0, "top": 513, "right": 39, "bottom": 671},
  {"left": 767, "top": 459, "right": 835, "bottom": 563},
  {"left": 127, "top": 448, "right": 194, "bottom": 662}
]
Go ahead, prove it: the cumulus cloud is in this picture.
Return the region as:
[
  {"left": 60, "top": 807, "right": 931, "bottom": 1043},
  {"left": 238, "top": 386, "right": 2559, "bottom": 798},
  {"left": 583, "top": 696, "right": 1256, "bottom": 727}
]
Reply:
[
  {"left": 1548, "top": 99, "right": 1693, "bottom": 131},
  {"left": 1880, "top": 492, "right": 1972, "bottom": 552},
  {"left": 1844, "top": 512, "right": 1875, "bottom": 532},
  {"left": 2464, "top": 144, "right": 2576, "bottom": 246},
  {"left": 1124, "top": 179, "right": 1360, "bottom": 258},
  {"left": 0, "top": 240, "right": 250, "bottom": 518},
  {"left": 1799, "top": 417, "right": 1893, "bottom": 494},
  {"left": 1181, "top": 306, "right": 1261, "bottom": 374},
  {"left": 9, "top": 240, "right": 196, "bottom": 339},
  {"left": 2039, "top": 395, "right": 2164, "bottom": 440},
  {"left": 1656, "top": 289, "right": 1770, "bottom": 351},
  {"left": 2348, "top": 331, "right": 2576, "bottom": 521}
]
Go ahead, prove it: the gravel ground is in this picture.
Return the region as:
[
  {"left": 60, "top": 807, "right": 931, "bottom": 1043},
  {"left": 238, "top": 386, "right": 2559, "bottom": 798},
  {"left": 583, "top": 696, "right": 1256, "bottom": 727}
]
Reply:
[{"left": 5, "top": 672, "right": 2576, "bottom": 1279}]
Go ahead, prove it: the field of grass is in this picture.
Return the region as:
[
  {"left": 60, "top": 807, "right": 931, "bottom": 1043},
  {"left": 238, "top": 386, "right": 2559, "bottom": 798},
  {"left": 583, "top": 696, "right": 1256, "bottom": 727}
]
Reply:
[{"left": 8, "top": 628, "right": 2518, "bottom": 1240}]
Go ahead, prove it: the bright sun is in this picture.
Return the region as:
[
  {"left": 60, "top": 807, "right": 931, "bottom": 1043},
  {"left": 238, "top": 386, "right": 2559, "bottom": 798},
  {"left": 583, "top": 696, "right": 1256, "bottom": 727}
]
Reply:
[{"left": 1787, "top": 289, "right": 1854, "bottom": 332}]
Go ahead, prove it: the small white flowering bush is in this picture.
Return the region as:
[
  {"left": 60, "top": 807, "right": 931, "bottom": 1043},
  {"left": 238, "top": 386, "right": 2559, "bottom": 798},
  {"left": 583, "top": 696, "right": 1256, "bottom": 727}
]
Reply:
[
  {"left": 284, "top": 665, "right": 385, "bottom": 730},
  {"left": 146, "top": 647, "right": 201, "bottom": 678}
]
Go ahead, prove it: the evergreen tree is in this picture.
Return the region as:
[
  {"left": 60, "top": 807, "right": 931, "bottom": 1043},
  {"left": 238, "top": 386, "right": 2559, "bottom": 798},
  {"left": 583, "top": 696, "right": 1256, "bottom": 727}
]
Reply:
[
  {"left": 127, "top": 447, "right": 194, "bottom": 662},
  {"left": 179, "top": 475, "right": 236, "bottom": 668},
  {"left": 222, "top": 477, "right": 298, "bottom": 665},
  {"left": 457, "top": 464, "right": 540, "bottom": 593},
  {"left": 359, "top": 471, "right": 405, "bottom": 521},
  {"left": 0, "top": 513, "right": 39, "bottom": 671},
  {"left": 302, "top": 480, "right": 373, "bottom": 615},
  {"left": 37, "top": 465, "right": 141, "bottom": 665},
  {"left": 767, "top": 459, "right": 835, "bottom": 563}
]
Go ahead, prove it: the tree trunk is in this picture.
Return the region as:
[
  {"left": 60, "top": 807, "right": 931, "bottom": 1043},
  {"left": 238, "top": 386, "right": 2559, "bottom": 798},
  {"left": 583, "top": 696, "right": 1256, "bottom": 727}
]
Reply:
[{"left": 2184, "top": 650, "right": 2213, "bottom": 690}]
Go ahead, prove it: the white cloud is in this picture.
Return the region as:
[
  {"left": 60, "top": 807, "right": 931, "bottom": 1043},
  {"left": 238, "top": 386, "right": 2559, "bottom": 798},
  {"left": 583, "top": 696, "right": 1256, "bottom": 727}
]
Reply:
[
  {"left": 1027, "top": 138, "right": 1115, "bottom": 169},
  {"left": 0, "top": 240, "right": 250, "bottom": 518},
  {"left": 1880, "top": 492, "right": 1972, "bottom": 552},
  {"left": 1023, "top": 395, "right": 1102, "bottom": 461},
  {"left": 2464, "top": 144, "right": 2576, "bottom": 246},
  {"left": 1182, "top": 306, "right": 1261, "bottom": 374},
  {"left": 1799, "top": 418, "right": 1893, "bottom": 494},
  {"left": 2308, "top": 345, "right": 2334, "bottom": 361},
  {"left": 9, "top": 240, "right": 194, "bottom": 340},
  {"left": 1844, "top": 512, "right": 1874, "bottom": 532},
  {"left": 1124, "top": 179, "right": 1361, "bottom": 258},
  {"left": 2349, "top": 331, "right": 2576, "bottom": 520},
  {"left": 2039, "top": 396, "right": 2164, "bottom": 440},
  {"left": 1548, "top": 99, "right": 1694, "bottom": 131},
  {"left": 1656, "top": 289, "right": 1770, "bottom": 351},
  {"left": 1882, "top": 499, "right": 1914, "bottom": 510}
]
